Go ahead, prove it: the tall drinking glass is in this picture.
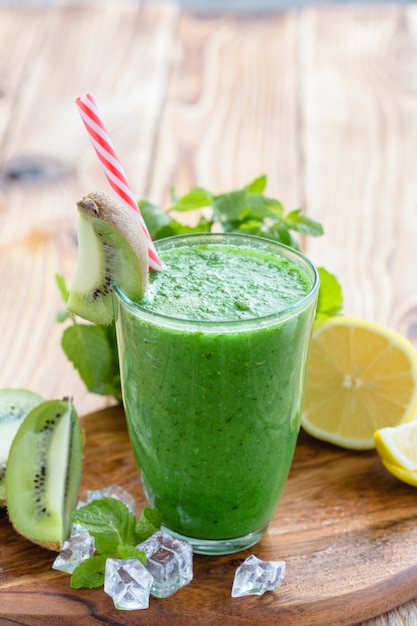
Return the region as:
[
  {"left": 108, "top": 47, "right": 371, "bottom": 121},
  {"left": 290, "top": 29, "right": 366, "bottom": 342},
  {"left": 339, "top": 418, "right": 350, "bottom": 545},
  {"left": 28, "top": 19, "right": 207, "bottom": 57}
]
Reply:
[{"left": 115, "top": 233, "right": 319, "bottom": 555}]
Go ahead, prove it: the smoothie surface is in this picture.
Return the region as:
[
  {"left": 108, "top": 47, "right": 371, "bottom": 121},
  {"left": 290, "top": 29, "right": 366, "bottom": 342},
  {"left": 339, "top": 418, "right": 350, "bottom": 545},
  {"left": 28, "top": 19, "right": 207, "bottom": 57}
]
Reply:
[{"left": 143, "top": 243, "right": 311, "bottom": 321}]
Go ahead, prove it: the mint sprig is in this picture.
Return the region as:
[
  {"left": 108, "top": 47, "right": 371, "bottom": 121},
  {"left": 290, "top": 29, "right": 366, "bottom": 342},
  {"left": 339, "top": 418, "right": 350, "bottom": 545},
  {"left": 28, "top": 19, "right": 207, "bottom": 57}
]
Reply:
[
  {"left": 140, "top": 174, "right": 324, "bottom": 248},
  {"left": 70, "top": 554, "right": 108, "bottom": 589},
  {"left": 316, "top": 267, "right": 344, "bottom": 324},
  {"left": 58, "top": 175, "right": 343, "bottom": 400},
  {"left": 69, "top": 497, "right": 161, "bottom": 589}
]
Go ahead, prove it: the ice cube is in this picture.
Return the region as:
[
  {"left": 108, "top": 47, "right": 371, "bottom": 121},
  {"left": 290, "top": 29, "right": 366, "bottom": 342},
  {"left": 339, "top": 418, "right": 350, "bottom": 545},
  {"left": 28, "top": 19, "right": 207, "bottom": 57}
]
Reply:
[
  {"left": 231, "top": 554, "right": 286, "bottom": 597},
  {"left": 87, "top": 484, "right": 135, "bottom": 513},
  {"left": 52, "top": 527, "right": 95, "bottom": 574},
  {"left": 104, "top": 558, "right": 154, "bottom": 610},
  {"left": 137, "top": 530, "right": 193, "bottom": 598}
]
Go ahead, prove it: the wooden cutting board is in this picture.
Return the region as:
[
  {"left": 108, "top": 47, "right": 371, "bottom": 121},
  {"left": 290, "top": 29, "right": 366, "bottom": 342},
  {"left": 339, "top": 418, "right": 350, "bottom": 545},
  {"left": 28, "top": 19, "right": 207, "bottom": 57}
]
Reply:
[{"left": 0, "top": 405, "right": 416, "bottom": 626}]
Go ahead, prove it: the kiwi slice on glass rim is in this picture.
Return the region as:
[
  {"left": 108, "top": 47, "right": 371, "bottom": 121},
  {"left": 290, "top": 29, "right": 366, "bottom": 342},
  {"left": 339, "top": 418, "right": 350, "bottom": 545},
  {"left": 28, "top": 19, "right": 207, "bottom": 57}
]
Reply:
[
  {"left": 6, "top": 397, "right": 83, "bottom": 551},
  {"left": 0, "top": 388, "right": 44, "bottom": 506},
  {"left": 66, "top": 191, "right": 149, "bottom": 325}
]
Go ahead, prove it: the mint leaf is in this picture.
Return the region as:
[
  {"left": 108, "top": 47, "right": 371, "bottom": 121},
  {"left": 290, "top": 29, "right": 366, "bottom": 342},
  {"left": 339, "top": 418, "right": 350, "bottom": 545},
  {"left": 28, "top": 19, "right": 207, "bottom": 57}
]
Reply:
[
  {"left": 71, "top": 497, "right": 137, "bottom": 554},
  {"left": 55, "top": 273, "right": 71, "bottom": 323},
  {"left": 245, "top": 193, "right": 285, "bottom": 218},
  {"left": 117, "top": 544, "right": 146, "bottom": 563},
  {"left": 262, "top": 222, "right": 297, "bottom": 247},
  {"left": 212, "top": 189, "right": 246, "bottom": 223},
  {"left": 55, "top": 272, "right": 70, "bottom": 302},
  {"left": 315, "top": 267, "right": 344, "bottom": 325},
  {"left": 57, "top": 308, "right": 71, "bottom": 323},
  {"left": 284, "top": 209, "right": 324, "bottom": 237},
  {"left": 139, "top": 198, "right": 212, "bottom": 240},
  {"left": 246, "top": 174, "right": 267, "bottom": 193},
  {"left": 157, "top": 216, "right": 212, "bottom": 239},
  {"left": 170, "top": 187, "right": 213, "bottom": 212},
  {"left": 61, "top": 323, "right": 121, "bottom": 401},
  {"left": 70, "top": 554, "right": 108, "bottom": 589},
  {"left": 67, "top": 499, "right": 161, "bottom": 589},
  {"left": 138, "top": 199, "right": 173, "bottom": 240},
  {"left": 135, "top": 507, "right": 162, "bottom": 543}
]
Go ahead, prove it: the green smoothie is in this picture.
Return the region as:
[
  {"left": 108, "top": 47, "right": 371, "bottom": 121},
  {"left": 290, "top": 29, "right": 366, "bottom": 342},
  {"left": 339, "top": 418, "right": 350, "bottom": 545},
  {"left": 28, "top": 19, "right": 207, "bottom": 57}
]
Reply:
[{"left": 115, "top": 233, "right": 319, "bottom": 554}]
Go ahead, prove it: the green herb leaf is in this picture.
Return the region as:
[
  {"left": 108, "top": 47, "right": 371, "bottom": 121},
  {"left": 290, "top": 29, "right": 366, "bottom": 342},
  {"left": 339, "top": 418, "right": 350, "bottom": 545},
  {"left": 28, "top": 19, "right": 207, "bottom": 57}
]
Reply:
[
  {"left": 135, "top": 507, "right": 163, "bottom": 543},
  {"left": 68, "top": 500, "right": 161, "bottom": 589},
  {"left": 261, "top": 223, "right": 297, "bottom": 247},
  {"left": 61, "top": 323, "right": 121, "bottom": 401},
  {"left": 55, "top": 273, "right": 72, "bottom": 322},
  {"left": 70, "top": 554, "right": 108, "bottom": 589},
  {"left": 284, "top": 209, "right": 324, "bottom": 237},
  {"left": 71, "top": 497, "right": 138, "bottom": 554},
  {"left": 315, "top": 267, "right": 344, "bottom": 326},
  {"left": 246, "top": 174, "right": 267, "bottom": 193},
  {"left": 245, "top": 193, "right": 285, "bottom": 218},
  {"left": 117, "top": 544, "right": 147, "bottom": 564},
  {"left": 56, "top": 308, "right": 71, "bottom": 323},
  {"left": 212, "top": 189, "right": 247, "bottom": 222},
  {"left": 138, "top": 199, "right": 174, "bottom": 240},
  {"left": 158, "top": 216, "right": 212, "bottom": 239},
  {"left": 170, "top": 186, "right": 213, "bottom": 212},
  {"left": 139, "top": 199, "right": 212, "bottom": 240},
  {"left": 55, "top": 272, "right": 69, "bottom": 302}
]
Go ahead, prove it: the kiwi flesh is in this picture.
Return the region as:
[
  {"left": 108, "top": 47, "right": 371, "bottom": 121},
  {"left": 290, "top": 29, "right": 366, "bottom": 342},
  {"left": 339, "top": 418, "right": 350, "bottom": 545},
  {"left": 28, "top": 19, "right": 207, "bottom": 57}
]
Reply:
[
  {"left": 0, "top": 389, "right": 44, "bottom": 506},
  {"left": 5, "top": 397, "right": 83, "bottom": 551},
  {"left": 66, "top": 191, "right": 149, "bottom": 325}
]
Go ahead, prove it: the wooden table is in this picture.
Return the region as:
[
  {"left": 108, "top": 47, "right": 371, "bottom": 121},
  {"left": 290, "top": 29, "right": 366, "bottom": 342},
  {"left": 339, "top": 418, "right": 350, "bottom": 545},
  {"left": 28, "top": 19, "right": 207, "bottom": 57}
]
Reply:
[{"left": 0, "top": 2, "right": 416, "bottom": 624}]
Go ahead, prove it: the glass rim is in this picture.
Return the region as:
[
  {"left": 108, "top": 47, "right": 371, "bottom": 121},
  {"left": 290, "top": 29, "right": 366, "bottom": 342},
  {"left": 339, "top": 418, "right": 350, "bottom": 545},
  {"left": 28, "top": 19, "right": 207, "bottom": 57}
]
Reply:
[{"left": 114, "top": 232, "right": 320, "bottom": 330}]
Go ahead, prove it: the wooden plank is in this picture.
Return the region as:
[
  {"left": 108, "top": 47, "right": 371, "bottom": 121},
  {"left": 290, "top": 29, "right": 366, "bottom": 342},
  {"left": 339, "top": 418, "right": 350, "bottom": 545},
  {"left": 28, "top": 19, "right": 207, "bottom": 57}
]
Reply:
[
  {"left": 147, "top": 9, "right": 302, "bottom": 212},
  {"left": 300, "top": 5, "right": 417, "bottom": 341}
]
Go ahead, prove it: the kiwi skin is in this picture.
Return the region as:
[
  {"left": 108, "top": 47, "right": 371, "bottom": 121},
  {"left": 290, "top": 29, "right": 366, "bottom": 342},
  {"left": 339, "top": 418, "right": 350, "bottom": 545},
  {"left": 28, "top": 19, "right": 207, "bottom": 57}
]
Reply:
[
  {"left": 5, "top": 398, "right": 83, "bottom": 551},
  {"left": 67, "top": 191, "right": 149, "bottom": 325}
]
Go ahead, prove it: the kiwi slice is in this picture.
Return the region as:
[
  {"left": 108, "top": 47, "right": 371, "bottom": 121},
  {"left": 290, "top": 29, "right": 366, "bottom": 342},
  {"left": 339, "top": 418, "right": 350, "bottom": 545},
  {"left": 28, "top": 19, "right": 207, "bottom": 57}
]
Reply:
[
  {"left": 66, "top": 190, "right": 149, "bottom": 325},
  {"left": 0, "top": 389, "right": 44, "bottom": 506},
  {"left": 5, "top": 398, "right": 83, "bottom": 551}
]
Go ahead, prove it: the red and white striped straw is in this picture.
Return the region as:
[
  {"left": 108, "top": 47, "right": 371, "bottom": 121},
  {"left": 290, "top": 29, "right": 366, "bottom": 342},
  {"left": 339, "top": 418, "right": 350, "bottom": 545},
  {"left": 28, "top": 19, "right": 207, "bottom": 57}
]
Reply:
[{"left": 75, "top": 93, "right": 162, "bottom": 271}]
